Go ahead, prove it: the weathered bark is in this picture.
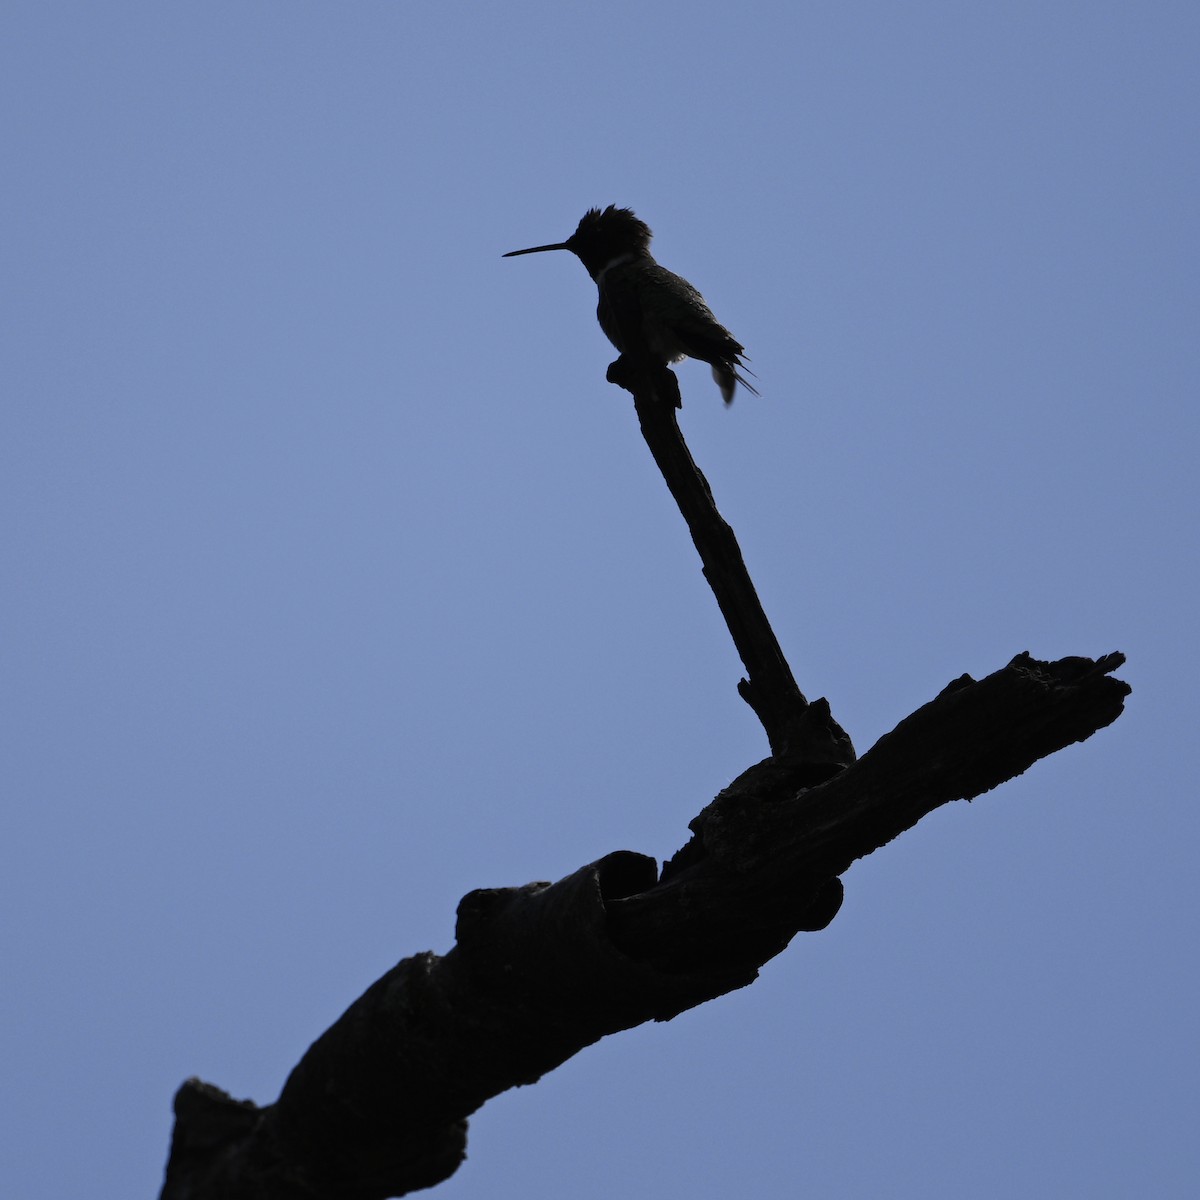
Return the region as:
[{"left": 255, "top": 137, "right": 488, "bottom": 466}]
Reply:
[
  {"left": 162, "top": 651, "right": 1127, "bottom": 1200},
  {"left": 160, "top": 365, "right": 1129, "bottom": 1199}
]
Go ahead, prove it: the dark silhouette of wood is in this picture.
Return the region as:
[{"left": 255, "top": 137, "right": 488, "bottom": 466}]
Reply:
[
  {"left": 160, "top": 363, "right": 1129, "bottom": 1200},
  {"left": 606, "top": 356, "right": 852, "bottom": 762}
]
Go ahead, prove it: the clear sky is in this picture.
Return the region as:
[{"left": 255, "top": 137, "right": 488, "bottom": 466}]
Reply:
[{"left": 2, "top": 3, "right": 1197, "bottom": 1197}]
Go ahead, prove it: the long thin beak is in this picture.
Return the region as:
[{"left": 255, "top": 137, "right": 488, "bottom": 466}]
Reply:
[{"left": 502, "top": 241, "right": 570, "bottom": 258}]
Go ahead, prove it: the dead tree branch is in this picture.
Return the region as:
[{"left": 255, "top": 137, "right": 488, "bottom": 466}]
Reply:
[
  {"left": 162, "top": 652, "right": 1127, "bottom": 1200},
  {"left": 607, "top": 358, "right": 852, "bottom": 761},
  {"left": 160, "top": 364, "right": 1129, "bottom": 1199}
]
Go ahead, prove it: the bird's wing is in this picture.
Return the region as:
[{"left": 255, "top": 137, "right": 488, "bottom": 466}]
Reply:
[{"left": 641, "top": 264, "right": 748, "bottom": 358}]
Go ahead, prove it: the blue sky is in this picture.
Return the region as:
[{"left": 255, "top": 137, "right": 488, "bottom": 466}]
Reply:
[{"left": 2, "top": 3, "right": 1197, "bottom": 1197}]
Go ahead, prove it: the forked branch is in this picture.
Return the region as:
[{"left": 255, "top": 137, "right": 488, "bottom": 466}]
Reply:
[{"left": 160, "top": 362, "right": 1128, "bottom": 1200}]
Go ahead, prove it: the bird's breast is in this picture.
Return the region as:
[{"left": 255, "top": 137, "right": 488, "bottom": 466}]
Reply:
[{"left": 596, "top": 263, "right": 691, "bottom": 364}]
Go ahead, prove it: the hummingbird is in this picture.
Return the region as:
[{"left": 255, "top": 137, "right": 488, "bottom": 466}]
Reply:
[{"left": 504, "top": 206, "right": 758, "bottom": 405}]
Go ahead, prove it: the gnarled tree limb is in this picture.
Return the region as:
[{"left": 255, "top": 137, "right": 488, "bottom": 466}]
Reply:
[
  {"left": 160, "top": 364, "right": 1129, "bottom": 1199},
  {"left": 161, "top": 652, "right": 1127, "bottom": 1200}
]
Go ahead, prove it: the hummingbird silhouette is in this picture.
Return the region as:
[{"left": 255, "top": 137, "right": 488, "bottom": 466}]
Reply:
[{"left": 504, "top": 206, "right": 758, "bottom": 405}]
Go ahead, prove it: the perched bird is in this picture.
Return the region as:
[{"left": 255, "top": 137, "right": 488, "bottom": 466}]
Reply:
[{"left": 504, "top": 206, "right": 757, "bottom": 404}]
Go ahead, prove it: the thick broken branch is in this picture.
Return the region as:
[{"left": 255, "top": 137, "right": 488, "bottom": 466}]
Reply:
[
  {"left": 611, "top": 651, "right": 1128, "bottom": 963},
  {"left": 161, "top": 651, "right": 1128, "bottom": 1200}
]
